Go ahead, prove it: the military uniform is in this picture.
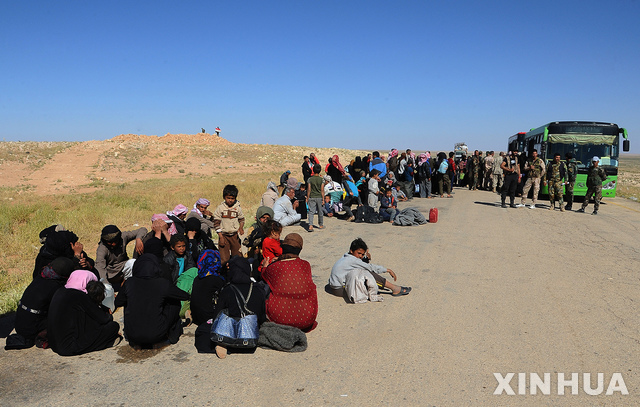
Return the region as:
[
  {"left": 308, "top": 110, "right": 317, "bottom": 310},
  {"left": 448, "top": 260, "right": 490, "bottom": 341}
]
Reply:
[
  {"left": 520, "top": 157, "right": 545, "bottom": 207},
  {"left": 470, "top": 155, "right": 480, "bottom": 190},
  {"left": 545, "top": 160, "right": 566, "bottom": 210},
  {"left": 483, "top": 154, "right": 494, "bottom": 190},
  {"left": 564, "top": 158, "right": 578, "bottom": 210},
  {"left": 579, "top": 165, "right": 608, "bottom": 214},
  {"left": 492, "top": 153, "right": 504, "bottom": 192}
]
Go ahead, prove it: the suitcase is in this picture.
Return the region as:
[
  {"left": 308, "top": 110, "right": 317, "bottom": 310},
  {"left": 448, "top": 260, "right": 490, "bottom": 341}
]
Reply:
[{"left": 429, "top": 207, "right": 438, "bottom": 223}]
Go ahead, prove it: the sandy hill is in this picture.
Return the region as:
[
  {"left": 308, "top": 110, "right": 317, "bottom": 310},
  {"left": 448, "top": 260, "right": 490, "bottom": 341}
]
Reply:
[{"left": 0, "top": 134, "right": 368, "bottom": 195}]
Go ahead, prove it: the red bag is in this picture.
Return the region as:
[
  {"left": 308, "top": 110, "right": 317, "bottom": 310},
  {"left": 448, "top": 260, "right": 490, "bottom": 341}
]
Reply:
[{"left": 429, "top": 208, "right": 438, "bottom": 223}]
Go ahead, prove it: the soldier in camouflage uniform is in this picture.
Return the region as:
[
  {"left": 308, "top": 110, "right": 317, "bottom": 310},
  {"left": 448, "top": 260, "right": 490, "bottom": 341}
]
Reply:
[
  {"left": 492, "top": 152, "right": 504, "bottom": 193},
  {"left": 564, "top": 152, "right": 578, "bottom": 211},
  {"left": 577, "top": 156, "right": 608, "bottom": 215},
  {"left": 479, "top": 152, "right": 485, "bottom": 185},
  {"left": 469, "top": 150, "right": 480, "bottom": 190},
  {"left": 518, "top": 149, "right": 545, "bottom": 208},
  {"left": 543, "top": 152, "right": 566, "bottom": 211},
  {"left": 483, "top": 151, "right": 494, "bottom": 190}
]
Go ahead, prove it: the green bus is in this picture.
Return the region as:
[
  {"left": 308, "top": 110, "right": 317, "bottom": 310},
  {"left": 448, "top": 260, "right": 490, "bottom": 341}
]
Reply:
[{"left": 508, "top": 121, "right": 630, "bottom": 197}]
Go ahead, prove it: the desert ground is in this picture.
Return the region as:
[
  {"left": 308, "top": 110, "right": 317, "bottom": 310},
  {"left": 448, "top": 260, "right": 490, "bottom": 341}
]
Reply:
[{"left": 1, "top": 136, "right": 640, "bottom": 406}]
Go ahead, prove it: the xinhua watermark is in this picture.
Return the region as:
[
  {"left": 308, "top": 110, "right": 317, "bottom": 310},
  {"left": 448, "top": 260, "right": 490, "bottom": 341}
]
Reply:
[{"left": 493, "top": 373, "right": 628, "bottom": 396}]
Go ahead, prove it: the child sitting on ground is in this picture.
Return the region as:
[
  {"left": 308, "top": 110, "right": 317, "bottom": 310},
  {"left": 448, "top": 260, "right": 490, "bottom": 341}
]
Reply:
[
  {"left": 328, "top": 238, "right": 411, "bottom": 297},
  {"left": 213, "top": 184, "right": 245, "bottom": 264},
  {"left": 394, "top": 185, "right": 408, "bottom": 202},
  {"left": 164, "top": 234, "right": 198, "bottom": 320},
  {"left": 164, "top": 234, "right": 196, "bottom": 284},
  {"left": 260, "top": 220, "right": 283, "bottom": 272},
  {"left": 322, "top": 195, "right": 334, "bottom": 217},
  {"left": 380, "top": 188, "right": 399, "bottom": 222}
]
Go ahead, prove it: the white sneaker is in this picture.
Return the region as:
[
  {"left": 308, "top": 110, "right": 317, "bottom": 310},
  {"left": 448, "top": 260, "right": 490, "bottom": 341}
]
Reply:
[
  {"left": 516, "top": 204, "right": 525, "bottom": 208},
  {"left": 529, "top": 205, "right": 535, "bottom": 209}
]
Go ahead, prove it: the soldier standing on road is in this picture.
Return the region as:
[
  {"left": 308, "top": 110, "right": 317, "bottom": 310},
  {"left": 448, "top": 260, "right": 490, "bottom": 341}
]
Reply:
[
  {"left": 577, "top": 156, "right": 608, "bottom": 215},
  {"left": 564, "top": 153, "right": 578, "bottom": 211},
  {"left": 492, "top": 152, "right": 504, "bottom": 193},
  {"left": 517, "top": 149, "right": 545, "bottom": 209},
  {"left": 543, "top": 153, "right": 566, "bottom": 211},
  {"left": 483, "top": 151, "right": 494, "bottom": 190},
  {"left": 477, "top": 151, "right": 485, "bottom": 190},
  {"left": 500, "top": 151, "right": 521, "bottom": 208},
  {"left": 469, "top": 150, "right": 480, "bottom": 190}
]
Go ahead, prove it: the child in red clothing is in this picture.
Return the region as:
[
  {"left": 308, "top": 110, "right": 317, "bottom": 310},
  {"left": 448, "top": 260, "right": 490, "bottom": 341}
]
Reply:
[{"left": 260, "top": 220, "right": 282, "bottom": 272}]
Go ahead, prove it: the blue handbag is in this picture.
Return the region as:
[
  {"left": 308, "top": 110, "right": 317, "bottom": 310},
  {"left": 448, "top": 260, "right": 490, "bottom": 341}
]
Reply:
[{"left": 210, "top": 284, "right": 259, "bottom": 348}]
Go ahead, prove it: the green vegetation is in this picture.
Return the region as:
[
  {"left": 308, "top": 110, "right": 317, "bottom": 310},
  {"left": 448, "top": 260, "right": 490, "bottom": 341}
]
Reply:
[{"left": 0, "top": 173, "right": 279, "bottom": 314}]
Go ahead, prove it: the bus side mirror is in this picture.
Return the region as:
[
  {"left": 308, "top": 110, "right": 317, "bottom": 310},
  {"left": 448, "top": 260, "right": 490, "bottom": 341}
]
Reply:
[{"left": 623, "top": 139, "right": 630, "bottom": 152}]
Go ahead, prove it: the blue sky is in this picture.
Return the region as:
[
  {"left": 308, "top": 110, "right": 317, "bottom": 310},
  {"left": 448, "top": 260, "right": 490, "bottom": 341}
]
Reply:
[{"left": 1, "top": 1, "right": 639, "bottom": 153}]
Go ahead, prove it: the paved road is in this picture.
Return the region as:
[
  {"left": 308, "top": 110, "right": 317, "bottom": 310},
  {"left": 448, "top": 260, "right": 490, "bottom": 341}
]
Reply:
[{"left": 2, "top": 187, "right": 639, "bottom": 406}]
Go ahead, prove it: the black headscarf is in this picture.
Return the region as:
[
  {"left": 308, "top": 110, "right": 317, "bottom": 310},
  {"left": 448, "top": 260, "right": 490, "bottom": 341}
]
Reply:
[
  {"left": 186, "top": 217, "right": 201, "bottom": 232},
  {"left": 132, "top": 254, "right": 161, "bottom": 279},
  {"left": 43, "top": 231, "right": 77, "bottom": 259},
  {"left": 100, "top": 225, "right": 122, "bottom": 245},
  {"left": 227, "top": 256, "right": 252, "bottom": 285},
  {"left": 40, "top": 257, "right": 75, "bottom": 280},
  {"left": 143, "top": 237, "right": 165, "bottom": 260}
]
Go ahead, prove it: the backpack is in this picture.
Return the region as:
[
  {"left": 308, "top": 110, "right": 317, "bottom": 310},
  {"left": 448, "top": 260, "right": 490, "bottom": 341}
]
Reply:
[{"left": 354, "top": 206, "right": 383, "bottom": 224}]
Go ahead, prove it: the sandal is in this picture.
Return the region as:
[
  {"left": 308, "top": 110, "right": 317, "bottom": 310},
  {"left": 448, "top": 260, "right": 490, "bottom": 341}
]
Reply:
[{"left": 391, "top": 286, "right": 411, "bottom": 297}]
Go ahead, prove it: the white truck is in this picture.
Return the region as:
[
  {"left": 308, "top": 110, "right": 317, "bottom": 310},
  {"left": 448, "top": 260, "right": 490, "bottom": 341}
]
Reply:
[{"left": 454, "top": 142, "right": 468, "bottom": 162}]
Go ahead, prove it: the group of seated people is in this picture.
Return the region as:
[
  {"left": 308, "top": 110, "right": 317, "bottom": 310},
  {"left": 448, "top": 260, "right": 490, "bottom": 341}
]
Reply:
[
  {"left": 264, "top": 150, "right": 432, "bottom": 228},
  {"left": 8, "top": 154, "right": 415, "bottom": 358}
]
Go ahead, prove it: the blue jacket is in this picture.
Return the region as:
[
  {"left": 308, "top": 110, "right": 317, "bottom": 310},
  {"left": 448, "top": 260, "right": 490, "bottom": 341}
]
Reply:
[{"left": 369, "top": 158, "right": 387, "bottom": 178}]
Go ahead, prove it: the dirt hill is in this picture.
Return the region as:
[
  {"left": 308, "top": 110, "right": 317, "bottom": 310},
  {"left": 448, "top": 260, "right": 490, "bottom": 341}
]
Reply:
[{"left": 0, "top": 134, "right": 368, "bottom": 195}]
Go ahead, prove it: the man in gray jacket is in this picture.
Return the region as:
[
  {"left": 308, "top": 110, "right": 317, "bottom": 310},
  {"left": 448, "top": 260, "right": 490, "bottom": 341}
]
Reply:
[
  {"left": 328, "top": 238, "right": 411, "bottom": 297},
  {"left": 95, "top": 225, "right": 147, "bottom": 288}
]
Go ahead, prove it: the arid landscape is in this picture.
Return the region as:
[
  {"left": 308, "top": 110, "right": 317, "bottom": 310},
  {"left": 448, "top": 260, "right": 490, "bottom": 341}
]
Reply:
[{"left": 2, "top": 135, "right": 640, "bottom": 406}]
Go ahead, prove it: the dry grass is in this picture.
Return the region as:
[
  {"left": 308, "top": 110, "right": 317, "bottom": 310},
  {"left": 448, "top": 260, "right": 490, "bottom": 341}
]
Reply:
[
  {"left": 0, "top": 141, "right": 76, "bottom": 169},
  {"left": 617, "top": 155, "right": 640, "bottom": 201},
  {"left": 0, "top": 172, "right": 279, "bottom": 314}
]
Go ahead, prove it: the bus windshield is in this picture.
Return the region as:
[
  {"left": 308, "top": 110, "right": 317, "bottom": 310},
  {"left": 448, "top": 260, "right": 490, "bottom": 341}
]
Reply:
[{"left": 546, "top": 141, "right": 619, "bottom": 169}]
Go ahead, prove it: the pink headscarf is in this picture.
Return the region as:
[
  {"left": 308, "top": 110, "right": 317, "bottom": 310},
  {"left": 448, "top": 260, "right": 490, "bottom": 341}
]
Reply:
[
  {"left": 191, "top": 198, "right": 210, "bottom": 216},
  {"left": 151, "top": 213, "right": 178, "bottom": 235},
  {"left": 65, "top": 270, "right": 98, "bottom": 293},
  {"left": 167, "top": 204, "right": 188, "bottom": 217},
  {"left": 418, "top": 153, "right": 428, "bottom": 165},
  {"left": 331, "top": 155, "right": 346, "bottom": 175},
  {"left": 389, "top": 149, "right": 399, "bottom": 158}
]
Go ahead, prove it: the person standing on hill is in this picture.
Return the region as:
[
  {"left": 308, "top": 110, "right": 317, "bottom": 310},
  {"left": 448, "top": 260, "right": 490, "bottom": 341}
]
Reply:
[{"left": 577, "top": 156, "right": 608, "bottom": 215}]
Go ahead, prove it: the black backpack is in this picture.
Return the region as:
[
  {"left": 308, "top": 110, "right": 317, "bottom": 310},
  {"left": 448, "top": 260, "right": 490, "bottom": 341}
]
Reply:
[{"left": 355, "top": 205, "right": 383, "bottom": 224}]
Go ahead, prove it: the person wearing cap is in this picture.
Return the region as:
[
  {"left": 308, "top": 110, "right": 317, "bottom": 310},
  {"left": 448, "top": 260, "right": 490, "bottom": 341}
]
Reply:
[
  {"left": 95, "top": 225, "right": 147, "bottom": 288},
  {"left": 577, "top": 156, "right": 608, "bottom": 215},
  {"left": 543, "top": 152, "right": 566, "bottom": 211}
]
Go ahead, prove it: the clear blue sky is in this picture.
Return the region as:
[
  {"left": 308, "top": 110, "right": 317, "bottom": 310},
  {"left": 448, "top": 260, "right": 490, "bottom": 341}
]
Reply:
[{"left": 1, "top": 1, "right": 639, "bottom": 153}]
